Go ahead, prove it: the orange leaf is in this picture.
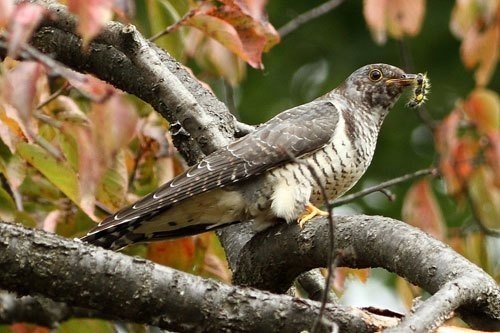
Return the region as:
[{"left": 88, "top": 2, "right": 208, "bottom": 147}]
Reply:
[
  {"left": 185, "top": 2, "right": 279, "bottom": 69},
  {"left": 184, "top": 28, "right": 247, "bottom": 86},
  {"left": 68, "top": 0, "right": 114, "bottom": 46},
  {"left": 363, "top": 0, "right": 425, "bottom": 44},
  {"left": 463, "top": 88, "right": 500, "bottom": 135},
  {"left": 147, "top": 237, "right": 197, "bottom": 272},
  {"left": 451, "top": 0, "right": 499, "bottom": 86},
  {"left": 0, "top": 105, "right": 24, "bottom": 152},
  {"left": 6, "top": 2, "right": 46, "bottom": 57},
  {"left": 402, "top": 179, "right": 446, "bottom": 240},
  {"left": 334, "top": 267, "right": 370, "bottom": 292}
]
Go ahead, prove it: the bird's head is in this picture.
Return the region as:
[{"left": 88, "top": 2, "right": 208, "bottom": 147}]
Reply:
[{"left": 336, "top": 63, "right": 419, "bottom": 112}]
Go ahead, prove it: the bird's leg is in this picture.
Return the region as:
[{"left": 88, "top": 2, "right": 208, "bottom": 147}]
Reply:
[{"left": 297, "top": 203, "right": 329, "bottom": 228}]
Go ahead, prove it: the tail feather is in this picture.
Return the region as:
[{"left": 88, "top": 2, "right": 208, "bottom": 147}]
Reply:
[{"left": 80, "top": 220, "right": 240, "bottom": 250}]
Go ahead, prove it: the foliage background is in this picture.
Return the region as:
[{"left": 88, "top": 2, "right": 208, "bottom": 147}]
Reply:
[{"left": 0, "top": 0, "right": 498, "bottom": 331}]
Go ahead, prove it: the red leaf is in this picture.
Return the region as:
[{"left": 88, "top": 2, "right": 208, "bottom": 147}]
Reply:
[
  {"left": 402, "top": 179, "right": 446, "bottom": 240},
  {"left": 7, "top": 2, "right": 46, "bottom": 58},
  {"left": 66, "top": 73, "right": 115, "bottom": 102},
  {"left": 68, "top": 0, "right": 114, "bottom": 46},
  {"left": 70, "top": 93, "right": 138, "bottom": 218},
  {"left": 435, "top": 108, "right": 463, "bottom": 196},
  {"left": 1, "top": 61, "right": 45, "bottom": 141}
]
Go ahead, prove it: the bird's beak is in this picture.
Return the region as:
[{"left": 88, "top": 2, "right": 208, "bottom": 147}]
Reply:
[{"left": 386, "top": 74, "right": 418, "bottom": 87}]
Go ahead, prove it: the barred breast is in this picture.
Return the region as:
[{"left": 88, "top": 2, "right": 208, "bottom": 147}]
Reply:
[{"left": 244, "top": 105, "right": 381, "bottom": 230}]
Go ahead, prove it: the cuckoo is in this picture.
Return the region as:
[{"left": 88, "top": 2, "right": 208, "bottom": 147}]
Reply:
[{"left": 82, "top": 63, "right": 426, "bottom": 250}]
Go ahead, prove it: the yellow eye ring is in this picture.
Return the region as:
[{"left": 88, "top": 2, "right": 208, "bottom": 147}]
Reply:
[{"left": 368, "top": 69, "right": 383, "bottom": 82}]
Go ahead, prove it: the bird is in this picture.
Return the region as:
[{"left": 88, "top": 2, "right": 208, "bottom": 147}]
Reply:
[{"left": 82, "top": 63, "right": 422, "bottom": 250}]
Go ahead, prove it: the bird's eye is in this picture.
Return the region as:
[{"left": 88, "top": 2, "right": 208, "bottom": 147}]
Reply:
[{"left": 368, "top": 69, "right": 383, "bottom": 82}]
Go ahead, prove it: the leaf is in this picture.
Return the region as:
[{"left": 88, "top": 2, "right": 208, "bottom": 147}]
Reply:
[
  {"left": 142, "top": 0, "right": 185, "bottom": 59},
  {"left": 363, "top": 0, "right": 426, "bottom": 44},
  {"left": 402, "top": 179, "right": 446, "bottom": 240},
  {"left": 57, "top": 130, "right": 79, "bottom": 171},
  {"left": 59, "top": 319, "right": 115, "bottom": 333},
  {"left": 485, "top": 132, "right": 500, "bottom": 187},
  {"left": 185, "top": 28, "right": 247, "bottom": 86},
  {"left": 0, "top": 186, "right": 16, "bottom": 222},
  {"left": 463, "top": 88, "right": 500, "bottom": 135},
  {"left": 42, "top": 210, "right": 62, "bottom": 233},
  {"left": 0, "top": 142, "right": 26, "bottom": 190},
  {"left": 66, "top": 73, "right": 115, "bottom": 102},
  {"left": 6, "top": 2, "right": 46, "bottom": 57},
  {"left": 96, "top": 150, "right": 129, "bottom": 211},
  {"left": 0, "top": 0, "right": 14, "bottom": 28},
  {"left": 185, "top": 2, "right": 279, "bottom": 69},
  {"left": 68, "top": 0, "right": 114, "bottom": 46},
  {"left": 0, "top": 105, "right": 24, "bottom": 152},
  {"left": 450, "top": 0, "right": 499, "bottom": 86},
  {"left": 70, "top": 94, "right": 137, "bottom": 218},
  {"left": 463, "top": 231, "right": 491, "bottom": 274},
  {"left": 147, "top": 237, "right": 197, "bottom": 272},
  {"left": 48, "top": 95, "right": 90, "bottom": 125},
  {"left": 333, "top": 267, "right": 370, "bottom": 292},
  {"left": 435, "top": 108, "right": 464, "bottom": 196},
  {"left": 17, "top": 142, "right": 80, "bottom": 209},
  {"left": 1, "top": 61, "right": 45, "bottom": 141},
  {"left": 468, "top": 166, "right": 500, "bottom": 230}
]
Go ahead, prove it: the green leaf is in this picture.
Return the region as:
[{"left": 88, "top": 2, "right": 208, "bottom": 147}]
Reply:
[
  {"left": 0, "top": 186, "right": 16, "bottom": 222},
  {"left": 58, "top": 130, "right": 79, "bottom": 171},
  {"left": 135, "top": 0, "right": 186, "bottom": 59},
  {"left": 59, "top": 319, "right": 115, "bottom": 333},
  {"left": 468, "top": 166, "right": 500, "bottom": 229},
  {"left": 96, "top": 150, "right": 128, "bottom": 211},
  {"left": 17, "top": 142, "right": 80, "bottom": 205}
]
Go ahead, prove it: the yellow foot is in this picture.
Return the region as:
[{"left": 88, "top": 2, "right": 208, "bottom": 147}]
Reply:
[{"left": 297, "top": 203, "right": 329, "bottom": 229}]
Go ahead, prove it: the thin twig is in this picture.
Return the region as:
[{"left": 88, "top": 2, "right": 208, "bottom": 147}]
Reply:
[
  {"left": 278, "top": 0, "right": 346, "bottom": 38},
  {"left": 36, "top": 81, "right": 70, "bottom": 110},
  {"left": 282, "top": 149, "right": 338, "bottom": 332},
  {"left": 378, "top": 188, "right": 396, "bottom": 201},
  {"left": 332, "top": 167, "right": 438, "bottom": 207},
  {"left": 149, "top": 9, "right": 197, "bottom": 42}
]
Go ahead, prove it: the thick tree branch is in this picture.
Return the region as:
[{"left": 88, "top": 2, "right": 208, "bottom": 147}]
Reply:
[
  {"left": 0, "top": 292, "right": 107, "bottom": 327},
  {"left": 231, "top": 215, "right": 500, "bottom": 331},
  {"left": 0, "top": 221, "right": 385, "bottom": 333}
]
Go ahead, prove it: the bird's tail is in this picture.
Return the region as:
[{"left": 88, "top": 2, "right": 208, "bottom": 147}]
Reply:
[
  {"left": 80, "top": 221, "right": 145, "bottom": 250},
  {"left": 81, "top": 220, "right": 237, "bottom": 250}
]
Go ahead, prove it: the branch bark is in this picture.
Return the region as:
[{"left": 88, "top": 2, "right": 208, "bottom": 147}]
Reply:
[
  {"left": 231, "top": 215, "right": 500, "bottom": 331},
  {"left": 0, "top": 221, "right": 382, "bottom": 333}
]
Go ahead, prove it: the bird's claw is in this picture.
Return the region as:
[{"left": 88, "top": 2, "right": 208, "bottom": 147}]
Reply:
[{"left": 297, "top": 203, "right": 329, "bottom": 229}]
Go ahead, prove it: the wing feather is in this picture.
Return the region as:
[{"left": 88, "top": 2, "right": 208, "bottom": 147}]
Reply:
[{"left": 87, "top": 100, "right": 340, "bottom": 234}]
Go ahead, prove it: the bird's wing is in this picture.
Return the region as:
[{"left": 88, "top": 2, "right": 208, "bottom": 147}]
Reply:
[{"left": 86, "top": 99, "right": 339, "bottom": 235}]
